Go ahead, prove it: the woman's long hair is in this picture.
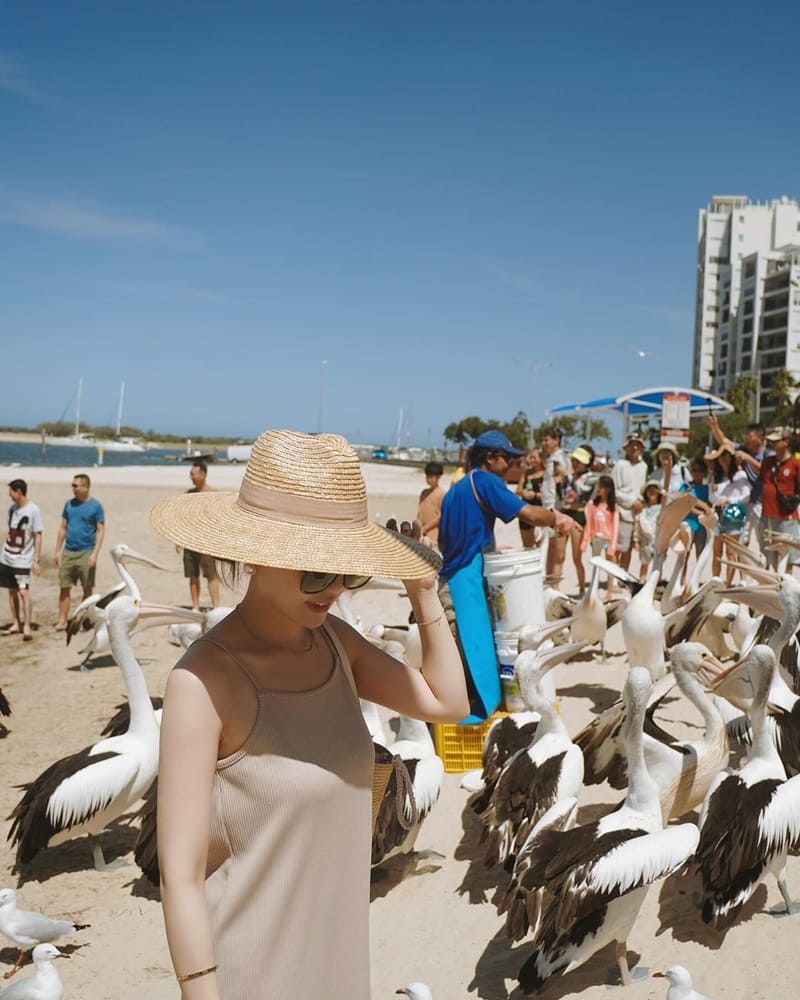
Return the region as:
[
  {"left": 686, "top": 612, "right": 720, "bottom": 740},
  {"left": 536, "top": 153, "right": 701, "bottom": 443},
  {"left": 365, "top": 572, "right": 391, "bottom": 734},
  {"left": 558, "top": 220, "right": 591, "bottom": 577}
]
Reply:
[{"left": 592, "top": 474, "right": 616, "bottom": 512}]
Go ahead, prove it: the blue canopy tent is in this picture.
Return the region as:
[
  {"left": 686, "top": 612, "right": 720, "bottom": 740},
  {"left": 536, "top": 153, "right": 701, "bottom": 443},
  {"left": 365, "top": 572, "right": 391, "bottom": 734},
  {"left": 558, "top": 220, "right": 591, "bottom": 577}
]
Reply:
[{"left": 548, "top": 386, "right": 734, "bottom": 440}]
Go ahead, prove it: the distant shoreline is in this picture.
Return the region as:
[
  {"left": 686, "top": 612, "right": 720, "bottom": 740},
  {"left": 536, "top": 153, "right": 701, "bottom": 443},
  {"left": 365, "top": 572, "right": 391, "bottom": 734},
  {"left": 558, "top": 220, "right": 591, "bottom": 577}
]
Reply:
[{"left": 0, "top": 430, "right": 227, "bottom": 449}]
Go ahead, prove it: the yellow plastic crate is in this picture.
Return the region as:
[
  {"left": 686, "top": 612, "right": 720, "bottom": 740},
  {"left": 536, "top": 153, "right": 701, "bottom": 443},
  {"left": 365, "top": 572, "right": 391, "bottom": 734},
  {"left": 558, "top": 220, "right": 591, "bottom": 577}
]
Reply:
[{"left": 433, "top": 711, "right": 508, "bottom": 773}]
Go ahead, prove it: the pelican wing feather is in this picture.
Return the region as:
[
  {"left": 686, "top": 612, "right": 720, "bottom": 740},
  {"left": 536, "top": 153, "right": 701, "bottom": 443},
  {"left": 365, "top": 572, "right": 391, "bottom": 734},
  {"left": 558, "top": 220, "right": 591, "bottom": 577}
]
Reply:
[
  {"left": 45, "top": 750, "right": 141, "bottom": 832},
  {"left": 589, "top": 823, "right": 699, "bottom": 896},
  {"left": 757, "top": 772, "right": 800, "bottom": 853}
]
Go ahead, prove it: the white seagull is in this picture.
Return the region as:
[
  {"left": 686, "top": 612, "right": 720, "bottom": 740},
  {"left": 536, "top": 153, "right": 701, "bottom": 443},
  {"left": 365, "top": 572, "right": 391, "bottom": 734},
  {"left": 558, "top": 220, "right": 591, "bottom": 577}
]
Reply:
[
  {"left": 0, "top": 890, "right": 86, "bottom": 980},
  {"left": 396, "top": 984, "right": 432, "bottom": 1000},
  {"left": 8, "top": 597, "right": 197, "bottom": 871},
  {"left": 510, "top": 667, "right": 699, "bottom": 992},
  {"left": 0, "top": 944, "right": 66, "bottom": 1000},
  {"left": 653, "top": 965, "right": 714, "bottom": 1000}
]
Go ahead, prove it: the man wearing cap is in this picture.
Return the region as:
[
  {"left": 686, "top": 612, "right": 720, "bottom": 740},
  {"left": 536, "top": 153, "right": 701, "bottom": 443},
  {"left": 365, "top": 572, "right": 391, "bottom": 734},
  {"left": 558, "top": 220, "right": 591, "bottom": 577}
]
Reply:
[
  {"left": 759, "top": 427, "right": 800, "bottom": 569},
  {"left": 612, "top": 434, "right": 649, "bottom": 572},
  {"left": 438, "top": 429, "right": 578, "bottom": 722}
]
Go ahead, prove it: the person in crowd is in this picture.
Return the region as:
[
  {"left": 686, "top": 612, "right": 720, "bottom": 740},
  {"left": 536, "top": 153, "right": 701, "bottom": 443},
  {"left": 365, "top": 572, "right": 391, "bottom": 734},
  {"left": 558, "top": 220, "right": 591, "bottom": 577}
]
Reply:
[
  {"left": 182, "top": 461, "right": 221, "bottom": 610},
  {"left": 540, "top": 425, "right": 568, "bottom": 586},
  {"left": 151, "top": 429, "right": 468, "bottom": 1000},
  {"left": 653, "top": 441, "right": 684, "bottom": 494},
  {"left": 680, "top": 458, "right": 712, "bottom": 558},
  {"left": 0, "top": 479, "right": 43, "bottom": 640},
  {"left": 612, "top": 434, "right": 648, "bottom": 573},
  {"left": 561, "top": 444, "right": 597, "bottom": 593},
  {"left": 438, "top": 429, "right": 578, "bottom": 721},
  {"left": 704, "top": 442, "right": 749, "bottom": 581},
  {"left": 759, "top": 426, "right": 800, "bottom": 570},
  {"left": 516, "top": 447, "right": 545, "bottom": 549},
  {"left": 417, "top": 461, "right": 445, "bottom": 548},
  {"left": 580, "top": 475, "right": 619, "bottom": 558},
  {"left": 53, "top": 473, "right": 105, "bottom": 631},
  {"left": 708, "top": 414, "right": 769, "bottom": 546},
  {"left": 637, "top": 479, "right": 663, "bottom": 581}
]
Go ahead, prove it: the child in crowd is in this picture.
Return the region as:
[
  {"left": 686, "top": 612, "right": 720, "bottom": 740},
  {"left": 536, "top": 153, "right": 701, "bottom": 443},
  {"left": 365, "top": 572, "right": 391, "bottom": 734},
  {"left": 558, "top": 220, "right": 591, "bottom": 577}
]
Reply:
[
  {"left": 680, "top": 458, "right": 711, "bottom": 557},
  {"left": 416, "top": 462, "right": 445, "bottom": 548},
  {"left": 562, "top": 444, "right": 597, "bottom": 593},
  {"left": 581, "top": 477, "right": 619, "bottom": 597},
  {"left": 516, "top": 448, "right": 545, "bottom": 549},
  {"left": 637, "top": 480, "right": 663, "bottom": 580}
]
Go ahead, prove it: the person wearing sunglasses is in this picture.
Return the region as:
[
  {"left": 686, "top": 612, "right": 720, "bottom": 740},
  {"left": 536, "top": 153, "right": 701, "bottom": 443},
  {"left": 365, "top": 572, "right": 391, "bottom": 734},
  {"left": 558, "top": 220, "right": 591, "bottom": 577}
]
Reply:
[
  {"left": 53, "top": 472, "right": 105, "bottom": 631},
  {"left": 150, "top": 429, "right": 467, "bottom": 1000},
  {"left": 437, "top": 429, "right": 579, "bottom": 722}
]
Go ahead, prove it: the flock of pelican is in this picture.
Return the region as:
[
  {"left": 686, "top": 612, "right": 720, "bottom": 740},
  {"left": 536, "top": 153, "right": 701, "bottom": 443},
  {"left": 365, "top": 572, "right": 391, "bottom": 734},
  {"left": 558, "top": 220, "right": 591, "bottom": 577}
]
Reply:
[{"left": 3, "top": 507, "right": 800, "bottom": 998}]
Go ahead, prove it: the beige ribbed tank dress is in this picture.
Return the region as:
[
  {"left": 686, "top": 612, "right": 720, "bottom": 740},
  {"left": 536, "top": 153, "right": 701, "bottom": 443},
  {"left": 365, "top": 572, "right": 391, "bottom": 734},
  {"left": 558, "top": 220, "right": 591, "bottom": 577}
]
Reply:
[{"left": 199, "top": 623, "right": 375, "bottom": 1000}]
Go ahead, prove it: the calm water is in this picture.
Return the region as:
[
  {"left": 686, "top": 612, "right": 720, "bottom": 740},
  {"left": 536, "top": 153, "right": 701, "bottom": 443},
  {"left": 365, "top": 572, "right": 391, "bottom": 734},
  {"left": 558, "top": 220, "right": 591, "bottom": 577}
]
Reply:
[{"left": 0, "top": 441, "right": 204, "bottom": 467}]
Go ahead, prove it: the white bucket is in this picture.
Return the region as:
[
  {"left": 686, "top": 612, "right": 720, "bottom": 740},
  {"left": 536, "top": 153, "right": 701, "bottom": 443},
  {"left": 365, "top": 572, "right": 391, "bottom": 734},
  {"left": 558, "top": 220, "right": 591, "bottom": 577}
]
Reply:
[
  {"left": 494, "top": 629, "right": 526, "bottom": 713},
  {"left": 484, "top": 548, "right": 545, "bottom": 631}
]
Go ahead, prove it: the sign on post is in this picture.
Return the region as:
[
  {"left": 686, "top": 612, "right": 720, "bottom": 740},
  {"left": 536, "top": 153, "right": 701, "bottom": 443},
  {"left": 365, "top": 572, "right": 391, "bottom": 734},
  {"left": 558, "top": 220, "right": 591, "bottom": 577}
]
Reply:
[{"left": 661, "top": 392, "right": 691, "bottom": 444}]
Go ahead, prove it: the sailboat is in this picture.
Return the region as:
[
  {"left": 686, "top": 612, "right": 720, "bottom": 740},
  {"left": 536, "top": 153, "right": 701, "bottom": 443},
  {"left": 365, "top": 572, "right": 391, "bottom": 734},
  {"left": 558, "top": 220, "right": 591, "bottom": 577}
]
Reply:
[
  {"left": 45, "top": 378, "right": 97, "bottom": 447},
  {"left": 96, "top": 383, "right": 149, "bottom": 452}
]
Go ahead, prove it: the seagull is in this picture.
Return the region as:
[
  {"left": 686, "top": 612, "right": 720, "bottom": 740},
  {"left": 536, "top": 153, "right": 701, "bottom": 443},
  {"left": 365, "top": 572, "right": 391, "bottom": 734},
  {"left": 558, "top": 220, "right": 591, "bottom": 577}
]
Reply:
[
  {"left": 0, "top": 890, "right": 86, "bottom": 980},
  {"left": 696, "top": 644, "right": 800, "bottom": 928},
  {"left": 396, "top": 984, "right": 432, "bottom": 1000},
  {"left": 7, "top": 598, "right": 198, "bottom": 872},
  {"left": 0, "top": 943, "right": 66, "bottom": 1000},
  {"left": 510, "top": 668, "right": 699, "bottom": 991},
  {"left": 65, "top": 544, "right": 168, "bottom": 668},
  {"left": 165, "top": 605, "right": 232, "bottom": 649},
  {"left": 653, "top": 965, "right": 714, "bottom": 1000}
]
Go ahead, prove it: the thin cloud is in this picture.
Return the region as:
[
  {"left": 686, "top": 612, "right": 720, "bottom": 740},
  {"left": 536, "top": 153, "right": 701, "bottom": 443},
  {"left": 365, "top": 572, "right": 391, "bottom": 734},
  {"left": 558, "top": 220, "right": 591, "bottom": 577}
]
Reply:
[
  {"left": 480, "top": 258, "right": 540, "bottom": 293},
  {"left": 0, "top": 191, "right": 195, "bottom": 245},
  {"left": 92, "top": 278, "right": 228, "bottom": 305},
  {"left": 0, "top": 52, "right": 60, "bottom": 109}
]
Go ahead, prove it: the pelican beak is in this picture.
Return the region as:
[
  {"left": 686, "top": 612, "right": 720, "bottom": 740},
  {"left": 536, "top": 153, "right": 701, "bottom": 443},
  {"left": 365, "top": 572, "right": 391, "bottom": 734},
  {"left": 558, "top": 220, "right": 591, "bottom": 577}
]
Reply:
[
  {"left": 120, "top": 548, "right": 170, "bottom": 572},
  {"left": 538, "top": 640, "right": 588, "bottom": 671},
  {"left": 718, "top": 560, "right": 778, "bottom": 585},
  {"left": 707, "top": 654, "right": 748, "bottom": 691},
  {"left": 519, "top": 618, "right": 574, "bottom": 650},
  {"left": 693, "top": 651, "right": 727, "bottom": 686},
  {"left": 137, "top": 603, "right": 204, "bottom": 626},
  {"left": 715, "top": 584, "right": 782, "bottom": 618}
]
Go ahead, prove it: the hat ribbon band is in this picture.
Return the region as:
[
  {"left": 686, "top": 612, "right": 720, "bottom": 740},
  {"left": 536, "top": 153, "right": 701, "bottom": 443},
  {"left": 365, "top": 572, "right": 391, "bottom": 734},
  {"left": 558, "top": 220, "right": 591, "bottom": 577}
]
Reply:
[{"left": 236, "top": 480, "right": 367, "bottom": 526}]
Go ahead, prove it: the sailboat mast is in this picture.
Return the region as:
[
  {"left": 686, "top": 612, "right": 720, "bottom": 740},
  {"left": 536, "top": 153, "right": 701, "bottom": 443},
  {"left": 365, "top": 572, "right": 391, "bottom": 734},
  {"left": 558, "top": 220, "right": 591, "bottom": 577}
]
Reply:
[
  {"left": 116, "top": 382, "right": 125, "bottom": 437},
  {"left": 394, "top": 407, "right": 404, "bottom": 451},
  {"left": 75, "top": 378, "right": 83, "bottom": 437}
]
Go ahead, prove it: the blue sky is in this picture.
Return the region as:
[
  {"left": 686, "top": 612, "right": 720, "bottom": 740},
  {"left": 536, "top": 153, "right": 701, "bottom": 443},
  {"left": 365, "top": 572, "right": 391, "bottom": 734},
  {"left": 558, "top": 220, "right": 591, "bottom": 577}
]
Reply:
[{"left": 2, "top": 2, "right": 799, "bottom": 446}]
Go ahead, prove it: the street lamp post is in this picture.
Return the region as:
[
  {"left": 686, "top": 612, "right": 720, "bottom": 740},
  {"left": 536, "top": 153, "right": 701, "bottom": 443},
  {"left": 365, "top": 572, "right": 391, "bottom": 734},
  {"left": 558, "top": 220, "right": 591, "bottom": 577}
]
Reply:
[
  {"left": 514, "top": 358, "right": 552, "bottom": 447},
  {"left": 317, "top": 359, "right": 327, "bottom": 433}
]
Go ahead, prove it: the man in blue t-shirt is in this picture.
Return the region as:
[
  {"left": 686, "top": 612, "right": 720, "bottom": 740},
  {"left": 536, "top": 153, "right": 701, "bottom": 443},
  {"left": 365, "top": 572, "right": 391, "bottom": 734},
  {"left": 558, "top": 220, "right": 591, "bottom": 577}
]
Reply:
[
  {"left": 438, "top": 430, "right": 577, "bottom": 721},
  {"left": 54, "top": 473, "right": 106, "bottom": 630}
]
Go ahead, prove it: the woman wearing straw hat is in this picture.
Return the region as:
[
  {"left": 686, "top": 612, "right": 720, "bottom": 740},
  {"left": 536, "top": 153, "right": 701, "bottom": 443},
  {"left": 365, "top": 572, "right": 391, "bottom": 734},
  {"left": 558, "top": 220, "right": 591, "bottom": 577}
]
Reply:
[{"left": 150, "top": 430, "right": 468, "bottom": 1000}]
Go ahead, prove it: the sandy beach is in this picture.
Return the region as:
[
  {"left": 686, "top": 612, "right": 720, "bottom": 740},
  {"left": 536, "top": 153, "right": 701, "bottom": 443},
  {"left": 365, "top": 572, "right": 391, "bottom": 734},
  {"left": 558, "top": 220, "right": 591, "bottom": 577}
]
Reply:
[{"left": 0, "top": 461, "right": 793, "bottom": 999}]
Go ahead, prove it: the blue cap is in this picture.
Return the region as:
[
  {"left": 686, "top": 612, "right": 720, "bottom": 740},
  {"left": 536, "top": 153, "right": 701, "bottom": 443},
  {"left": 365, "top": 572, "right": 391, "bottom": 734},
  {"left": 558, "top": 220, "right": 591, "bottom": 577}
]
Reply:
[{"left": 474, "top": 430, "right": 524, "bottom": 457}]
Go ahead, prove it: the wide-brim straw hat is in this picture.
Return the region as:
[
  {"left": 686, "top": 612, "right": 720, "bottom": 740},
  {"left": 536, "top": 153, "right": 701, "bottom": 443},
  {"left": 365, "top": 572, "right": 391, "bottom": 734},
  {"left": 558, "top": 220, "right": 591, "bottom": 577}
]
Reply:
[
  {"left": 704, "top": 441, "right": 736, "bottom": 462},
  {"left": 149, "top": 430, "right": 438, "bottom": 578}
]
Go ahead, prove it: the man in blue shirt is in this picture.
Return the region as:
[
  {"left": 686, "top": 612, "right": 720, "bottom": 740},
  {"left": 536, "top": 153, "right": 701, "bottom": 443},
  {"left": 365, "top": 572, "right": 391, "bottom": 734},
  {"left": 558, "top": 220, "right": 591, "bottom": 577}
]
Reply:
[
  {"left": 438, "top": 430, "right": 577, "bottom": 721},
  {"left": 54, "top": 473, "right": 106, "bottom": 630}
]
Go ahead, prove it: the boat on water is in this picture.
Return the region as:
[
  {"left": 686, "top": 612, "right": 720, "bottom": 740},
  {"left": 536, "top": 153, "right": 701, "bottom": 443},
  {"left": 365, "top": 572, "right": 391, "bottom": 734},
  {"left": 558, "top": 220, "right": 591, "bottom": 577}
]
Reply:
[{"left": 47, "top": 379, "right": 149, "bottom": 452}]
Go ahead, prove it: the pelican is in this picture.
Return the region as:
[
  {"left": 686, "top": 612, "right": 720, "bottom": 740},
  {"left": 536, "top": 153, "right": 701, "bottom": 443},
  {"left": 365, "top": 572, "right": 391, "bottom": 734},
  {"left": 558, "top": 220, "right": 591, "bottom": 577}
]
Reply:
[
  {"left": 0, "top": 689, "right": 10, "bottom": 739},
  {"left": 621, "top": 569, "right": 666, "bottom": 678},
  {"left": 0, "top": 890, "right": 87, "bottom": 979},
  {"left": 696, "top": 645, "right": 800, "bottom": 928},
  {"left": 8, "top": 597, "right": 198, "bottom": 871},
  {"left": 0, "top": 944, "right": 66, "bottom": 1000},
  {"left": 569, "top": 561, "right": 606, "bottom": 650},
  {"left": 166, "top": 605, "right": 232, "bottom": 649},
  {"left": 653, "top": 965, "right": 715, "bottom": 1000},
  {"left": 66, "top": 544, "right": 167, "bottom": 668},
  {"left": 372, "top": 714, "right": 444, "bottom": 866},
  {"left": 479, "top": 643, "right": 585, "bottom": 868},
  {"left": 368, "top": 623, "right": 422, "bottom": 670},
  {"left": 510, "top": 668, "right": 699, "bottom": 992},
  {"left": 577, "top": 644, "right": 729, "bottom": 821}
]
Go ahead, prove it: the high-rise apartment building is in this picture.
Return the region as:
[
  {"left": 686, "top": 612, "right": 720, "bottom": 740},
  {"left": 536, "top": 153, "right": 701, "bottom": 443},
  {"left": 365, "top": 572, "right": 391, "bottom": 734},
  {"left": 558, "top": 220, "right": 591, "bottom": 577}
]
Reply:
[{"left": 693, "top": 195, "right": 800, "bottom": 417}]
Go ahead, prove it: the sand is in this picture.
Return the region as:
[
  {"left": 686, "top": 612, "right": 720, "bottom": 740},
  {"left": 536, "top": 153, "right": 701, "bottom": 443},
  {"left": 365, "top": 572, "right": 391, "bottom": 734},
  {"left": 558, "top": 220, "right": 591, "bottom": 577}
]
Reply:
[{"left": 0, "top": 462, "right": 792, "bottom": 999}]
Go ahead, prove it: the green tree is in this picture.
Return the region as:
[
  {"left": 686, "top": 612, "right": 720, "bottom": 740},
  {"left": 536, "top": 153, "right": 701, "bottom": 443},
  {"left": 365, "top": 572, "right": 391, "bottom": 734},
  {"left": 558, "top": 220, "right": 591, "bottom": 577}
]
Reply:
[{"left": 763, "top": 367, "right": 799, "bottom": 425}]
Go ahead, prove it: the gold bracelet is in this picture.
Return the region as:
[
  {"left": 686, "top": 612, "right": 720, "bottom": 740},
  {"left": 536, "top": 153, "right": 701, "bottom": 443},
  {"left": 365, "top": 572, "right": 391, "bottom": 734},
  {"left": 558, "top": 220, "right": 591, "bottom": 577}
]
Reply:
[
  {"left": 415, "top": 611, "right": 444, "bottom": 627},
  {"left": 177, "top": 965, "right": 217, "bottom": 984}
]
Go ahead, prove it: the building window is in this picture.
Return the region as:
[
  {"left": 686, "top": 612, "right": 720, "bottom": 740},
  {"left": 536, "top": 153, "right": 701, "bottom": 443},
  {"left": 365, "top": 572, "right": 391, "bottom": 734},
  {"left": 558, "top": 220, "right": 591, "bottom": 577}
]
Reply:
[
  {"left": 743, "top": 318, "right": 754, "bottom": 334},
  {"left": 705, "top": 321, "right": 719, "bottom": 328},
  {"left": 744, "top": 260, "right": 756, "bottom": 279}
]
